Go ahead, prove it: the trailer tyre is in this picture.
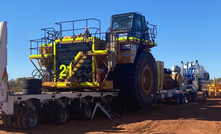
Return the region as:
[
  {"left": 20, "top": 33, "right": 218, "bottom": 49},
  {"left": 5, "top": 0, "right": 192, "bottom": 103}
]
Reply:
[
  {"left": 116, "top": 51, "right": 157, "bottom": 109},
  {"left": 21, "top": 110, "right": 39, "bottom": 130},
  {"left": 112, "top": 103, "right": 127, "bottom": 115},
  {"left": 40, "top": 112, "right": 48, "bottom": 124},
  {"left": 80, "top": 105, "right": 92, "bottom": 120},
  {"left": 191, "top": 92, "right": 197, "bottom": 102},
  {"left": 187, "top": 93, "right": 191, "bottom": 103},
  {"left": 7, "top": 115, "right": 18, "bottom": 129},
  {"left": 203, "top": 92, "right": 208, "bottom": 101},
  {"left": 71, "top": 109, "right": 81, "bottom": 120},
  {"left": 17, "top": 111, "right": 26, "bottom": 129},
  {"left": 49, "top": 109, "right": 57, "bottom": 124},
  {"left": 54, "top": 108, "right": 69, "bottom": 125},
  {"left": 180, "top": 95, "right": 185, "bottom": 104},
  {"left": 23, "top": 79, "right": 42, "bottom": 95},
  {"left": 172, "top": 97, "right": 180, "bottom": 105},
  {"left": 162, "top": 101, "right": 169, "bottom": 105},
  {"left": 2, "top": 115, "right": 9, "bottom": 128}
]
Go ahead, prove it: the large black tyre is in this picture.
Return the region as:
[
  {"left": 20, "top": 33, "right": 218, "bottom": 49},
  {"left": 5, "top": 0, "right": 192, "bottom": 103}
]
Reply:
[
  {"left": 71, "top": 109, "right": 81, "bottom": 120},
  {"left": 23, "top": 89, "right": 42, "bottom": 95},
  {"left": 203, "top": 92, "right": 208, "bottom": 101},
  {"left": 6, "top": 115, "right": 18, "bottom": 129},
  {"left": 23, "top": 79, "right": 42, "bottom": 89},
  {"left": 116, "top": 51, "right": 157, "bottom": 109},
  {"left": 40, "top": 111, "right": 49, "bottom": 124},
  {"left": 172, "top": 96, "right": 180, "bottom": 105},
  {"left": 179, "top": 95, "right": 185, "bottom": 104},
  {"left": 17, "top": 111, "right": 26, "bottom": 129},
  {"left": 23, "top": 79, "right": 42, "bottom": 95},
  {"left": 187, "top": 93, "right": 192, "bottom": 103},
  {"left": 2, "top": 115, "right": 9, "bottom": 128},
  {"left": 54, "top": 108, "right": 69, "bottom": 125},
  {"left": 21, "top": 110, "right": 39, "bottom": 130},
  {"left": 191, "top": 92, "right": 197, "bottom": 102},
  {"left": 80, "top": 105, "right": 92, "bottom": 120},
  {"left": 49, "top": 109, "right": 57, "bottom": 124}
]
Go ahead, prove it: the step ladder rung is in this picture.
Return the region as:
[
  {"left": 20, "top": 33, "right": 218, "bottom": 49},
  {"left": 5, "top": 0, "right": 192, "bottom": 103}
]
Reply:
[
  {"left": 63, "top": 54, "right": 87, "bottom": 80},
  {"left": 82, "top": 56, "right": 87, "bottom": 59}
]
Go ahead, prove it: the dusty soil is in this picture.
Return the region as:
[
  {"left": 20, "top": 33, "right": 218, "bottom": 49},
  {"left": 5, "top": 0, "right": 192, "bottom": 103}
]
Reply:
[{"left": 0, "top": 98, "right": 221, "bottom": 134}]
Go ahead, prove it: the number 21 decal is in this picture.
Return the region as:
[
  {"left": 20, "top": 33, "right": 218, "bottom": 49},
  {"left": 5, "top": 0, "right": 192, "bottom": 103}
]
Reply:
[{"left": 59, "top": 63, "right": 72, "bottom": 79}]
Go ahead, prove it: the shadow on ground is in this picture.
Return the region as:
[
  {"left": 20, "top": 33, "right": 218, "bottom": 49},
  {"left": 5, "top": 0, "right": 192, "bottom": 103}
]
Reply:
[{"left": 0, "top": 98, "right": 221, "bottom": 134}]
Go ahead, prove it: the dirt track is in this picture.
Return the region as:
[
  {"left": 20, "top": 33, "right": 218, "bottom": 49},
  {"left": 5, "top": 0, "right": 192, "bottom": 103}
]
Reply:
[{"left": 0, "top": 98, "right": 221, "bottom": 134}]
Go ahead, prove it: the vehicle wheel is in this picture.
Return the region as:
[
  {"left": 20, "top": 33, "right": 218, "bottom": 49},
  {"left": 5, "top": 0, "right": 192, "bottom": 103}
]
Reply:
[
  {"left": 116, "top": 51, "right": 157, "bottom": 109},
  {"left": 104, "top": 104, "right": 111, "bottom": 113},
  {"left": 162, "top": 101, "right": 169, "bottom": 105},
  {"left": 187, "top": 93, "right": 192, "bottom": 103},
  {"left": 2, "top": 115, "right": 9, "bottom": 128},
  {"left": 7, "top": 115, "right": 18, "bottom": 129},
  {"left": 71, "top": 109, "right": 81, "bottom": 120},
  {"left": 23, "top": 79, "right": 42, "bottom": 95},
  {"left": 113, "top": 104, "right": 127, "bottom": 115},
  {"left": 206, "top": 91, "right": 210, "bottom": 98},
  {"left": 99, "top": 103, "right": 111, "bottom": 117},
  {"left": 173, "top": 97, "right": 180, "bottom": 105},
  {"left": 21, "top": 110, "right": 39, "bottom": 130},
  {"left": 191, "top": 92, "right": 197, "bottom": 102},
  {"left": 156, "top": 100, "right": 162, "bottom": 104},
  {"left": 179, "top": 96, "right": 185, "bottom": 104},
  {"left": 80, "top": 105, "right": 92, "bottom": 120},
  {"left": 17, "top": 111, "right": 26, "bottom": 129},
  {"left": 49, "top": 109, "right": 56, "bottom": 124},
  {"left": 54, "top": 108, "right": 69, "bottom": 125},
  {"left": 203, "top": 92, "right": 207, "bottom": 100},
  {"left": 40, "top": 111, "right": 49, "bottom": 123}
]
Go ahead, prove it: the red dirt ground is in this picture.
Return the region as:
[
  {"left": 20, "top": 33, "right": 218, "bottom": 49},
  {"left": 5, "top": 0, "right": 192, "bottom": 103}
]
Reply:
[{"left": 0, "top": 98, "right": 221, "bottom": 134}]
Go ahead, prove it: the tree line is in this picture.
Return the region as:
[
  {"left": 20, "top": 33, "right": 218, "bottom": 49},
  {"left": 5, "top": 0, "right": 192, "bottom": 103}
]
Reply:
[{"left": 8, "top": 77, "right": 33, "bottom": 92}]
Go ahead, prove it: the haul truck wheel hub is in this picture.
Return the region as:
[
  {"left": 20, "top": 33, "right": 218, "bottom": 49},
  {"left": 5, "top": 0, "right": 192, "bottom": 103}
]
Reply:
[{"left": 141, "top": 65, "right": 153, "bottom": 95}]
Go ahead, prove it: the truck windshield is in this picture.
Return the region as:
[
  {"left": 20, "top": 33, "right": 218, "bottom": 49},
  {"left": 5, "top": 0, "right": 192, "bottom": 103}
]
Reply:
[{"left": 111, "top": 14, "right": 133, "bottom": 30}]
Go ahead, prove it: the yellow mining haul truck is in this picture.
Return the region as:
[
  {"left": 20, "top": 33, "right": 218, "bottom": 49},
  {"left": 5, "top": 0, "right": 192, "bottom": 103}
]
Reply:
[
  {"left": 0, "top": 12, "right": 158, "bottom": 130},
  {"left": 30, "top": 12, "right": 157, "bottom": 109}
]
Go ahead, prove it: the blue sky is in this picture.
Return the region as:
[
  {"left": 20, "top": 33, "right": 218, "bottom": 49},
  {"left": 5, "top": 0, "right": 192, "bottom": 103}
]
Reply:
[{"left": 0, "top": 0, "right": 220, "bottom": 79}]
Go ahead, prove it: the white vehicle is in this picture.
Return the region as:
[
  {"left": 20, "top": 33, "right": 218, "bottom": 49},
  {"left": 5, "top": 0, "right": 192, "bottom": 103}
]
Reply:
[{"left": 155, "top": 61, "right": 208, "bottom": 105}]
